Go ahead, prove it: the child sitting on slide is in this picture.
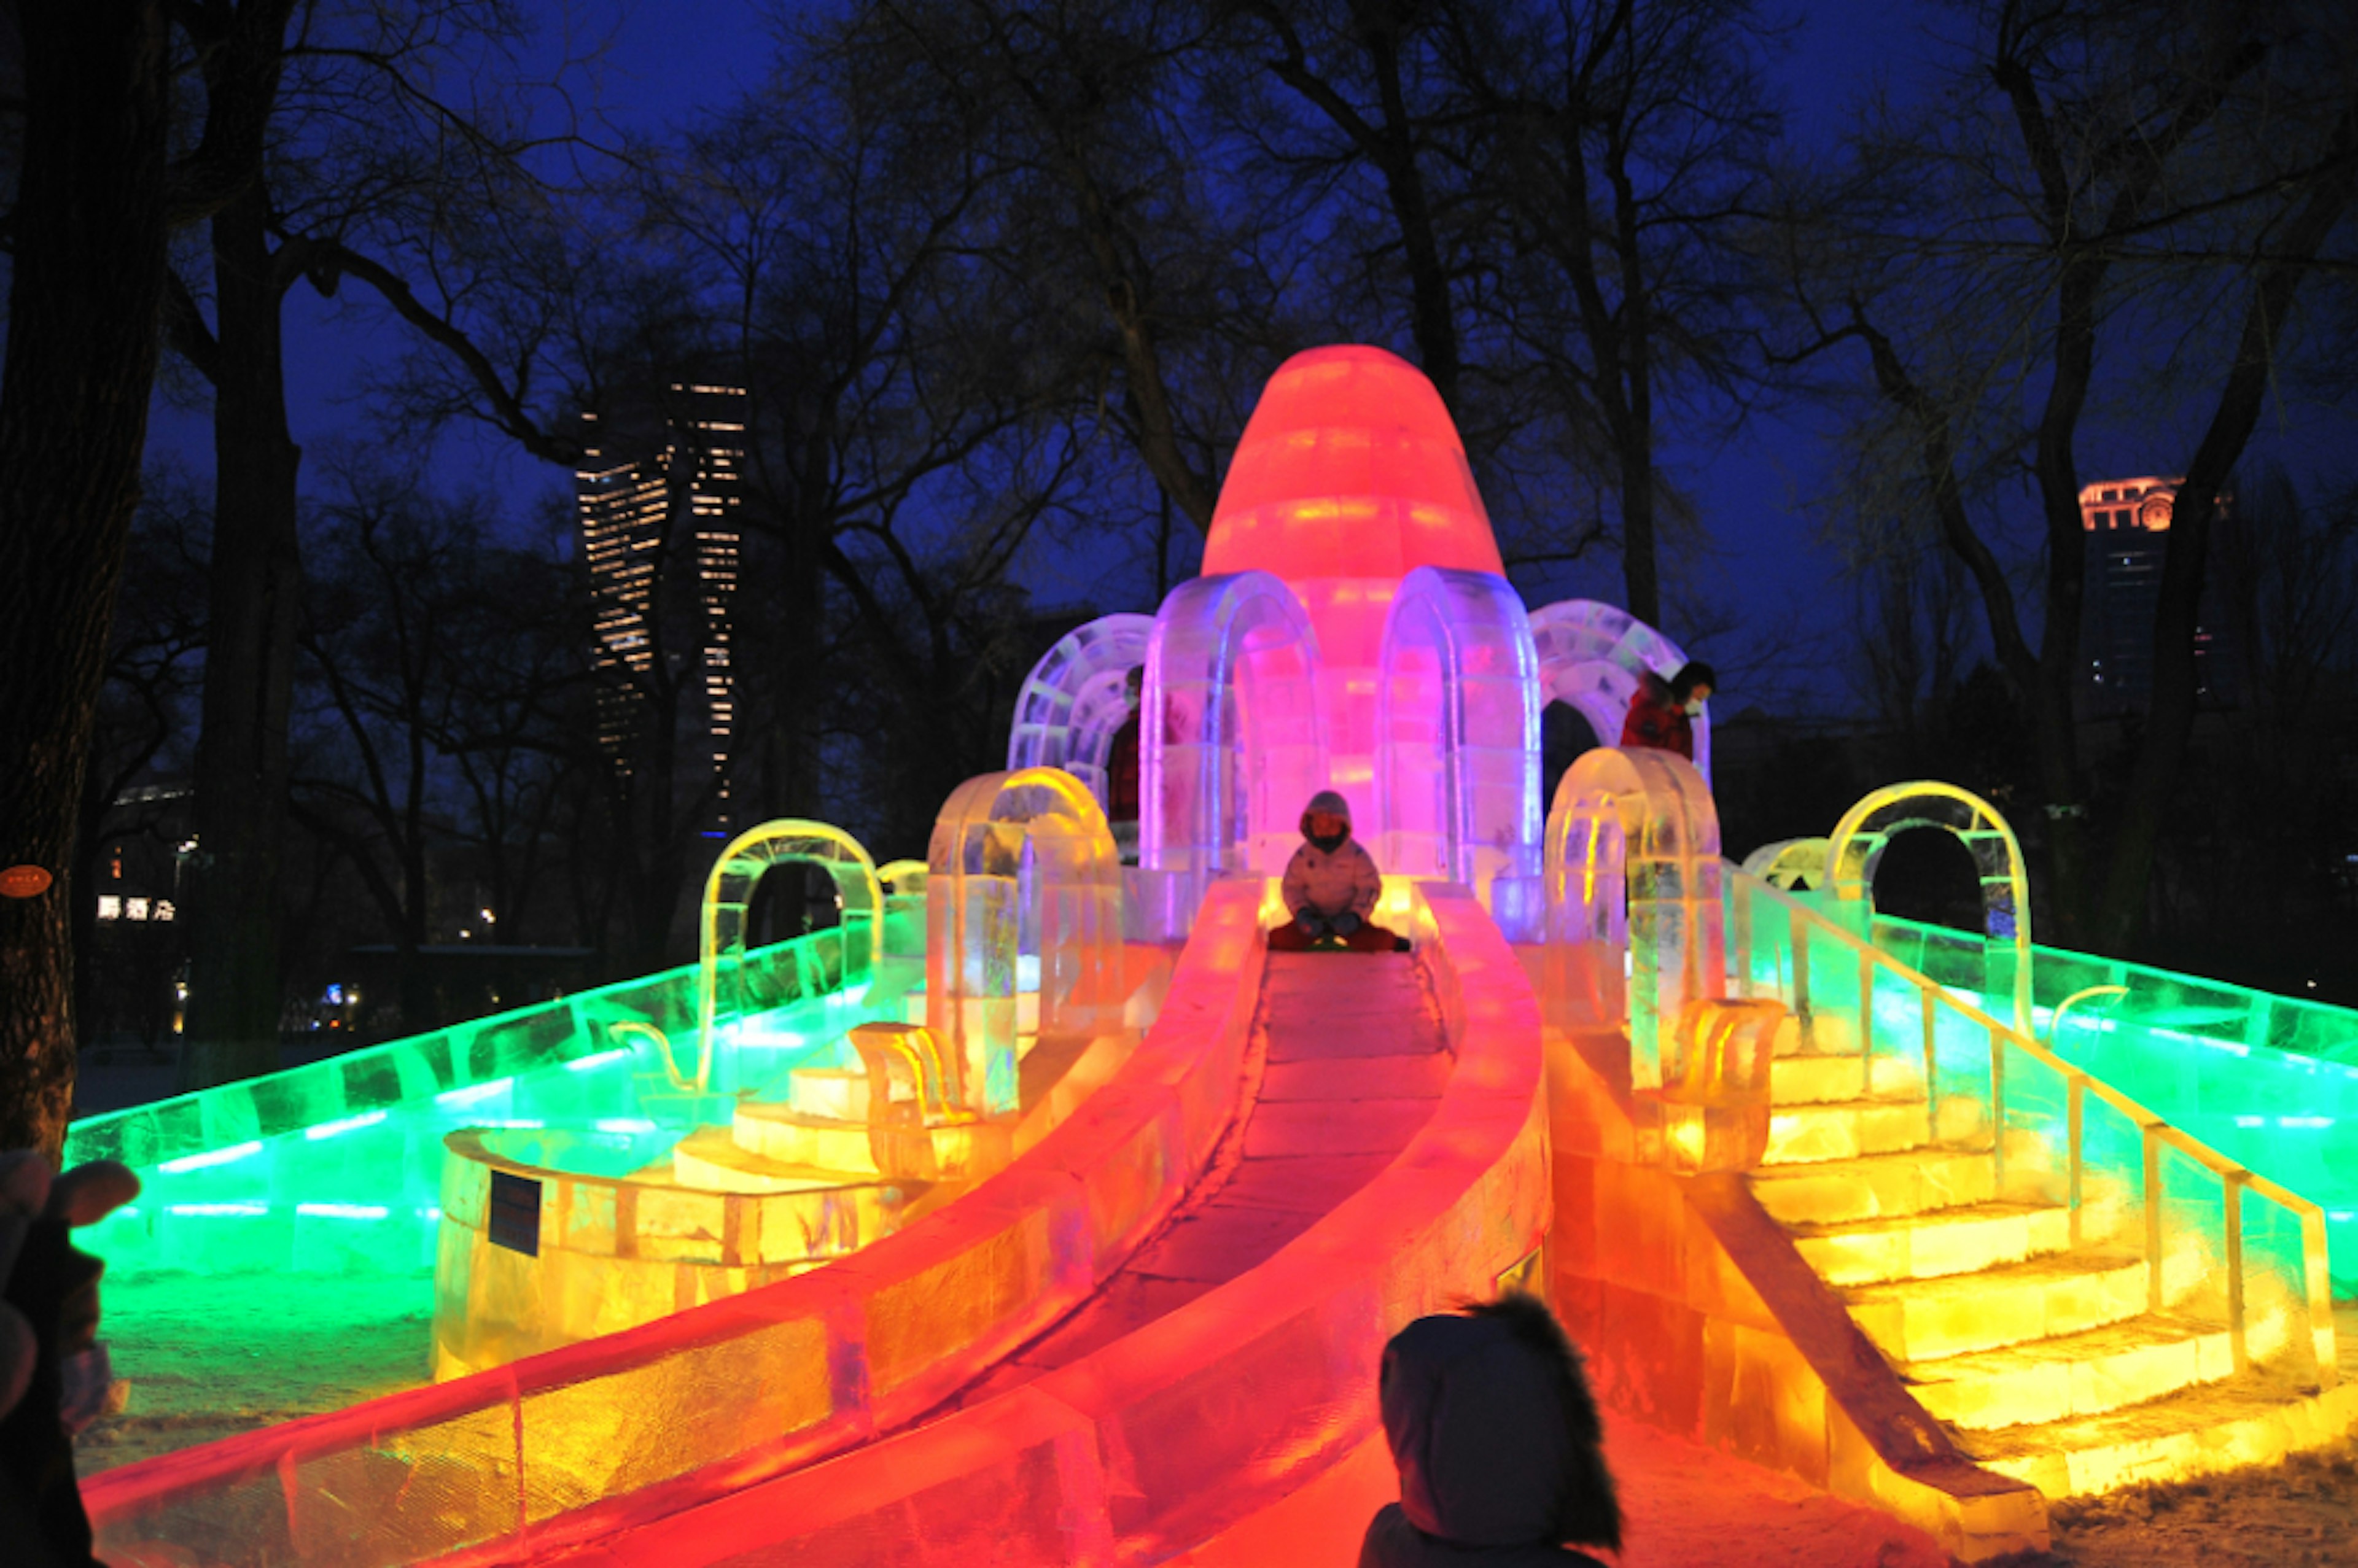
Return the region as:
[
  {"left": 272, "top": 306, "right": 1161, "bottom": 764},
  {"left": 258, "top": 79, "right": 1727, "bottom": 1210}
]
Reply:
[{"left": 1270, "top": 791, "right": 1409, "bottom": 953}]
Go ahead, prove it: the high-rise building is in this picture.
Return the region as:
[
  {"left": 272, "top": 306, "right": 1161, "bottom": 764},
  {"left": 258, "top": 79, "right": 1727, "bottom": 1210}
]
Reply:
[
  {"left": 2077, "top": 475, "right": 2238, "bottom": 717},
  {"left": 575, "top": 382, "right": 747, "bottom": 832}
]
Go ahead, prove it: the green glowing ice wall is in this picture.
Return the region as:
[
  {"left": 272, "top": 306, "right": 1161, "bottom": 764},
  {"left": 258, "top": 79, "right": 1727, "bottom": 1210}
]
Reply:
[
  {"left": 1872, "top": 914, "right": 2358, "bottom": 1291},
  {"left": 66, "top": 926, "right": 877, "bottom": 1283}
]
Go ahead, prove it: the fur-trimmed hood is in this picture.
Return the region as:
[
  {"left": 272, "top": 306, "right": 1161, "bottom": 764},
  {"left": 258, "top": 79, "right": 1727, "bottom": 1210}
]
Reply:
[{"left": 1377, "top": 1296, "right": 1621, "bottom": 1553}]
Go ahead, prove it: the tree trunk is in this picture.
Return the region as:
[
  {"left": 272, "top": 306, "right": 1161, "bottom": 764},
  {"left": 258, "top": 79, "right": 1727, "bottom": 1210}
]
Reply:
[
  {"left": 2091, "top": 125, "right": 2358, "bottom": 949},
  {"left": 0, "top": 0, "right": 173, "bottom": 1155},
  {"left": 181, "top": 187, "right": 305, "bottom": 1090}
]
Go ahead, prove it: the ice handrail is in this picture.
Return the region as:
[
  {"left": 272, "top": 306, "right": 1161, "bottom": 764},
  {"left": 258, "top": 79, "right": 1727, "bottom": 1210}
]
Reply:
[{"left": 1730, "top": 868, "right": 2337, "bottom": 1389}]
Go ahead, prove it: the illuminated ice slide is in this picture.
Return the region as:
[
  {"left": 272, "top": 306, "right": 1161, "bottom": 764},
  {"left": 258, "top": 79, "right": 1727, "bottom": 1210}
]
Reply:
[
  {"left": 77, "top": 869, "right": 1546, "bottom": 1567},
  {"left": 66, "top": 343, "right": 2358, "bottom": 1562}
]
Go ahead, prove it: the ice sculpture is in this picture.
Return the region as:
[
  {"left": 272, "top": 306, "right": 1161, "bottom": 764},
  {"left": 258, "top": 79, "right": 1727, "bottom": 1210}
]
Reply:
[
  {"left": 1005, "top": 612, "right": 1156, "bottom": 809},
  {"left": 698, "top": 820, "right": 883, "bottom": 1095},
  {"left": 1140, "top": 345, "right": 1550, "bottom": 925},
  {"left": 1741, "top": 837, "right": 1827, "bottom": 890},
  {"left": 1543, "top": 745, "right": 1725, "bottom": 1093},
  {"left": 927, "top": 767, "right": 1124, "bottom": 1117},
  {"left": 1138, "top": 570, "right": 1326, "bottom": 922},
  {"left": 1826, "top": 781, "right": 2033, "bottom": 1036},
  {"left": 1528, "top": 597, "right": 1712, "bottom": 782},
  {"left": 1376, "top": 566, "right": 1543, "bottom": 914}
]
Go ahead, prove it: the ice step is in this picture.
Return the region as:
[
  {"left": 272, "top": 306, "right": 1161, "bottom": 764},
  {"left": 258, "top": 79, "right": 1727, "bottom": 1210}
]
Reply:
[
  {"left": 784, "top": 1066, "right": 917, "bottom": 1122},
  {"left": 1963, "top": 1359, "right": 2358, "bottom": 1497},
  {"left": 1761, "top": 1096, "right": 1931, "bottom": 1166},
  {"left": 1772, "top": 1012, "right": 1859, "bottom": 1057},
  {"left": 673, "top": 1125, "right": 896, "bottom": 1193},
  {"left": 731, "top": 1098, "right": 1014, "bottom": 1181},
  {"left": 1748, "top": 1146, "right": 1994, "bottom": 1227},
  {"left": 1904, "top": 1311, "right": 2239, "bottom": 1432},
  {"left": 1841, "top": 1248, "right": 2147, "bottom": 1363},
  {"left": 1768, "top": 1050, "right": 1926, "bottom": 1106},
  {"left": 1770, "top": 1052, "right": 1866, "bottom": 1104},
  {"left": 1787, "top": 1199, "right": 2073, "bottom": 1286}
]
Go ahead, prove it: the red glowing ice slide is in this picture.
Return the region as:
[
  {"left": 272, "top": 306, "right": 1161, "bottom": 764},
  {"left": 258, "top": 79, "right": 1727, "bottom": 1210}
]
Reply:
[{"left": 84, "top": 880, "right": 1549, "bottom": 1568}]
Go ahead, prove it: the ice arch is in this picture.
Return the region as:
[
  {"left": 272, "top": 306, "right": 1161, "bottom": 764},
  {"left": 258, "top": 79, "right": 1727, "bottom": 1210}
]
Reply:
[
  {"left": 696, "top": 820, "right": 883, "bottom": 1092},
  {"left": 1740, "top": 837, "right": 1829, "bottom": 891},
  {"left": 1376, "top": 566, "right": 1543, "bottom": 920},
  {"left": 1140, "top": 571, "right": 1327, "bottom": 904},
  {"left": 1005, "top": 613, "right": 1154, "bottom": 810},
  {"left": 1527, "top": 599, "right": 1711, "bottom": 783},
  {"left": 1543, "top": 747, "right": 1724, "bottom": 1093},
  {"left": 1827, "top": 782, "right": 2032, "bottom": 1035},
  {"left": 927, "top": 769, "right": 1124, "bottom": 1117}
]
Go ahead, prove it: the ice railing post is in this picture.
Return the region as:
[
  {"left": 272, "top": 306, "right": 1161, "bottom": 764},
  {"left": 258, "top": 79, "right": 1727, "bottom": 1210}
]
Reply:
[{"left": 1729, "top": 867, "right": 2337, "bottom": 1391}]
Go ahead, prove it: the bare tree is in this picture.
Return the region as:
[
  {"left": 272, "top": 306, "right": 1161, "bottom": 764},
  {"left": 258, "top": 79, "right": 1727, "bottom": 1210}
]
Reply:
[
  {"left": 0, "top": 0, "right": 276, "bottom": 1152},
  {"left": 1774, "top": 0, "right": 2358, "bottom": 948},
  {"left": 1216, "top": 0, "right": 1474, "bottom": 410},
  {"left": 165, "top": 0, "right": 594, "bottom": 1089},
  {"left": 1435, "top": 0, "right": 1782, "bottom": 626}
]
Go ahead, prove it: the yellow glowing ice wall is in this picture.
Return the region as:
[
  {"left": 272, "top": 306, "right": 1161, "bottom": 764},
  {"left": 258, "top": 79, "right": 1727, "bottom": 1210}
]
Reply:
[
  {"left": 1543, "top": 746, "right": 1725, "bottom": 1093},
  {"left": 927, "top": 768, "right": 1124, "bottom": 1117},
  {"left": 1826, "top": 781, "right": 2033, "bottom": 1036},
  {"left": 697, "top": 820, "right": 884, "bottom": 1093}
]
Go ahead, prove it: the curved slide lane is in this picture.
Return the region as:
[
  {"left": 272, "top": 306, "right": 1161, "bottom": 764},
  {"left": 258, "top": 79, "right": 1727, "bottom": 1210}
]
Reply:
[{"left": 82, "top": 882, "right": 1549, "bottom": 1567}]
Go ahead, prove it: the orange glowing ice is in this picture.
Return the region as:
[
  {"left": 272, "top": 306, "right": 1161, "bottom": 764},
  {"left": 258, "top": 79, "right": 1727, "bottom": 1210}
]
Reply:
[{"left": 1200, "top": 344, "right": 1505, "bottom": 584}]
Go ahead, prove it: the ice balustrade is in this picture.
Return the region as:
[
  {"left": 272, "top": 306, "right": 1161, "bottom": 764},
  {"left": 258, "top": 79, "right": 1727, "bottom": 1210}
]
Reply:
[
  {"left": 693, "top": 819, "right": 882, "bottom": 1096},
  {"left": 1872, "top": 911, "right": 2358, "bottom": 1068},
  {"left": 1870, "top": 910, "right": 2358, "bottom": 1291},
  {"left": 1003, "top": 612, "right": 1154, "bottom": 809},
  {"left": 64, "top": 928, "right": 866, "bottom": 1281},
  {"left": 1827, "top": 781, "right": 2033, "bottom": 1035},
  {"left": 927, "top": 767, "right": 1124, "bottom": 1119},
  {"left": 1376, "top": 565, "right": 1543, "bottom": 933},
  {"left": 1138, "top": 570, "right": 1327, "bottom": 930},
  {"left": 1727, "top": 871, "right": 2338, "bottom": 1389},
  {"left": 1543, "top": 745, "right": 1725, "bottom": 1094},
  {"left": 1527, "top": 597, "right": 1712, "bottom": 782}
]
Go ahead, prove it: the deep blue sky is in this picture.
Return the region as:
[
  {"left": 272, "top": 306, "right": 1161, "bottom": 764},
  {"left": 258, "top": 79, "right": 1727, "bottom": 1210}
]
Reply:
[{"left": 141, "top": 1, "right": 2350, "bottom": 711}]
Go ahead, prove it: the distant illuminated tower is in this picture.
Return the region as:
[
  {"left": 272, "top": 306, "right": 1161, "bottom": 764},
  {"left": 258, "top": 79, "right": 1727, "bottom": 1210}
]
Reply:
[
  {"left": 2077, "top": 475, "right": 2236, "bottom": 716},
  {"left": 575, "top": 382, "right": 747, "bottom": 831}
]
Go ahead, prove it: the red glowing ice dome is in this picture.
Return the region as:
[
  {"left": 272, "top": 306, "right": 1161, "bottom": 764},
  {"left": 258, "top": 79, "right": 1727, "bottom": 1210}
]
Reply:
[{"left": 1201, "top": 344, "right": 1504, "bottom": 583}]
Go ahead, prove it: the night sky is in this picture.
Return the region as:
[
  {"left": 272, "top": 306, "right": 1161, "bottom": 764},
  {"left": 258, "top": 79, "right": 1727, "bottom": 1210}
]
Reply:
[{"left": 138, "top": 0, "right": 2356, "bottom": 708}]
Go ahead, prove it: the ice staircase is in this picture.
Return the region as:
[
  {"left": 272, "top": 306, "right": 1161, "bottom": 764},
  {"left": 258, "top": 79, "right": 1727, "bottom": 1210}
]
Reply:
[
  {"left": 658, "top": 1022, "right": 1024, "bottom": 1267},
  {"left": 1744, "top": 908, "right": 2357, "bottom": 1498}
]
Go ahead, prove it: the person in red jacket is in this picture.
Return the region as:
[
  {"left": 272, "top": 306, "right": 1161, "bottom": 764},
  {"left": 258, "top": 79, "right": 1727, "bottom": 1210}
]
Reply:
[{"left": 1619, "top": 661, "right": 1714, "bottom": 761}]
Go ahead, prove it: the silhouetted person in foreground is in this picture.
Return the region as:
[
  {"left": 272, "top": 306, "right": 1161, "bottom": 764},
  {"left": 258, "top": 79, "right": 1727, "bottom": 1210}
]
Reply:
[
  {"left": 1361, "top": 1294, "right": 1622, "bottom": 1567},
  {"left": 1619, "top": 660, "right": 1714, "bottom": 762},
  {"left": 1270, "top": 791, "right": 1408, "bottom": 953},
  {"left": 0, "top": 1151, "right": 139, "bottom": 1568}
]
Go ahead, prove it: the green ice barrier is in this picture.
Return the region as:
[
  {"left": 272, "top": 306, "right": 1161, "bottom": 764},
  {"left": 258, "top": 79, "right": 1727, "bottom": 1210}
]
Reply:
[
  {"left": 1869, "top": 914, "right": 2358, "bottom": 1292},
  {"left": 67, "top": 924, "right": 892, "bottom": 1282}
]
